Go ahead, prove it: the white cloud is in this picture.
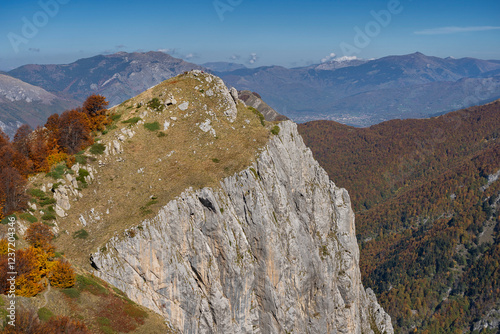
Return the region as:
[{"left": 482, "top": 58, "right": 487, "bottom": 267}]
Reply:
[
  {"left": 320, "top": 53, "right": 360, "bottom": 63},
  {"left": 248, "top": 53, "right": 259, "bottom": 64},
  {"left": 321, "top": 52, "right": 336, "bottom": 63},
  {"left": 158, "top": 48, "right": 178, "bottom": 55},
  {"left": 229, "top": 54, "right": 241, "bottom": 60},
  {"left": 336, "top": 56, "right": 358, "bottom": 62},
  {"left": 415, "top": 26, "right": 500, "bottom": 35}
]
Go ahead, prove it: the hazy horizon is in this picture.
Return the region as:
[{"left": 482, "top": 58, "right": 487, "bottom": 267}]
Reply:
[{"left": 1, "top": 0, "right": 500, "bottom": 71}]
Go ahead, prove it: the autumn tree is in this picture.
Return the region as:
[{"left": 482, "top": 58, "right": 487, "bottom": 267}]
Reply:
[
  {"left": 57, "top": 109, "right": 93, "bottom": 154},
  {"left": 28, "top": 128, "right": 50, "bottom": 172},
  {"left": 25, "top": 222, "right": 54, "bottom": 250},
  {"left": 49, "top": 259, "right": 75, "bottom": 288},
  {"left": 0, "top": 142, "right": 30, "bottom": 176},
  {"left": 82, "top": 94, "right": 109, "bottom": 131},
  {"left": 0, "top": 129, "right": 9, "bottom": 149},
  {"left": 0, "top": 139, "right": 28, "bottom": 215},
  {"left": 44, "top": 113, "right": 61, "bottom": 153},
  {"left": 0, "top": 166, "right": 27, "bottom": 215},
  {"left": 13, "top": 124, "right": 32, "bottom": 159},
  {"left": 15, "top": 247, "right": 46, "bottom": 297}
]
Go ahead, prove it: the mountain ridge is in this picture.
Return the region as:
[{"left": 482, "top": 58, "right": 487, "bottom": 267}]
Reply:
[{"left": 8, "top": 71, "right": 393, "bottom": 333}]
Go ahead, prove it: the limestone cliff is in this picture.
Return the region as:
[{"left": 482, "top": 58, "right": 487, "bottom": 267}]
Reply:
[{"left": 92, "top": 120, "right": 393, "bottom": 334}]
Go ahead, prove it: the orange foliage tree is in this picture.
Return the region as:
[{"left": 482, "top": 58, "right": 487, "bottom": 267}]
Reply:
[
  {"left": 25, "top": 222, "right": 54, "bottom": 253},
  {"left": 49, "top": 259, "right": 76, "bottom": 288},
  {"left": 14, "top": 246, "right": 47, "bottom": 297},
  {"left": 12, "top": 124, "right": 32, "bottom": 159},
  {"left": 57, "top": 109, "right": 93, "bottom": 154},
  {"left": 28, "top": 128, "right": 50, "bottom": 172},
  {"left": 0, "top": 166, "right": 27, "bottom": 215},
  {"left": 82, "top": 94, "right": 110, "bottom": 131}
]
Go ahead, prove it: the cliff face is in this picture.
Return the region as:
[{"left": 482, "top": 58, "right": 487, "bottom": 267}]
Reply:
[{"left": 92, "top": 120, "right": 393, "bottom": 334}]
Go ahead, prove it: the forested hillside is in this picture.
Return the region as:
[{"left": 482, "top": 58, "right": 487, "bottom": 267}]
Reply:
[{"left": 298, "top": 100, "right": 500, "bottom": 332}]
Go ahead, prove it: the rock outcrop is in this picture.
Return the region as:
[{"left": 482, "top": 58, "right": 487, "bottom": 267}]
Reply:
[
  {"left": 92, "top": 120, "right": 392, "bottom": 333},
  {"left": 238, "top": 90, "right": 289, "bottom": 122}
]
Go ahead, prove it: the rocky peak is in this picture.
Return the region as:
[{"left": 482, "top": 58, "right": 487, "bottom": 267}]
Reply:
[{"left": 27, "top": 71, "right": 392, "bottom": 333}]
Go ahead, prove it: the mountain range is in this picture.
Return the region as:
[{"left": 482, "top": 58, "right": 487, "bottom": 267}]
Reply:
[
  {"left": 2, "top": 51, "right": 500, "bottom": 138},
  {"left": 216, "top": 52, "right": 500, "bottom": 125},
  {"left": 0, "top": 52, "right": 203, "bottom": 137}
]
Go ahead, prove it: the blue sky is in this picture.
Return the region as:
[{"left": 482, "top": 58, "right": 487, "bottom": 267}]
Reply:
[{"left": 1, "top": 0, "right": 499, "bottom": 70}]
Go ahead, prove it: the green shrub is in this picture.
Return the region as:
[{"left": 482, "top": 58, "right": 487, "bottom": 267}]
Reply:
[
  {"left": 271, "top": 125, "right": 280, "bottom": 135},
  {"left": 29, "top": 188, "right": 46, "bottom": 198},
  {"left": 110, "top": 114, "right": 122, "bottom": 122},
  {"left": 19, "top": 213, "right": 37, "bottom": 223},
  {"left": 39, "top": 198, "right": 56, "bottom": 207},
  {"left": 42, "top": 212, "right": 56, "bottom": 221},
  {"left": 37, "top": 307, "right": 54, "bottom": 321},
  {"left": 76, "top": 153, "right": 88, "bottom": 164},
  {"left": 157, "top": 132, "right": 167, "bottom": 138},
  {"left": 62, "top": 288, "right": 81, "bottom": 299},
  {"left": 147, "top": 98, "right": 164, "bottom": 111},
  {"left": 144, "top": 121, "right": 160, "bottom": 131},
  {"left": 73, "top": 229, "right": 89, "bottom": 239},
  {"left": 212, "top": 158, "right": 220, "bottom": 163},
  {"left": 140, "top": 199, "right": 158, "bottom": 216},
  {"left": 248, "top": 106, "right": 265, "bottom": 126},
  {"left": 76, "top": 168, "right": 89, "bottom": 184},
  {"left": 97, "top": 317, "right": 111, "bottom": 326},
  {"left": 90, "top": 143, "right": 106, "bottom": 155},
  {"left": 46, "top": 164, "right": 68, "bottom": 180},
  {"left": 122, "top": 117, "right": 141, "bottom": 125},
  {"left": 1, "top": 215, "right": 16, "bottom": 225}
]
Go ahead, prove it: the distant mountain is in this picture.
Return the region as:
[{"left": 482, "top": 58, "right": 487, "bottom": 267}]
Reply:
[
  {"left": 217, "top": 52, "right": 500, "bottom": 126},
  {"left": 304, "top": 56, "right": 368, "bottom": 71},
  {"left": 8, "top": 51, "right": 203, "bottom": 107},
  {"left": 297, "top": 100, "right": 500, "bottom": 332},
  {"left": 5, "top": 52, "right": 500, "bottom": 131},
  {"left": 0, "top": 74, "right": 77, "bottom": 137},
  {"left": 202, "top": 61, "right": 246, "bottom": 72}
]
